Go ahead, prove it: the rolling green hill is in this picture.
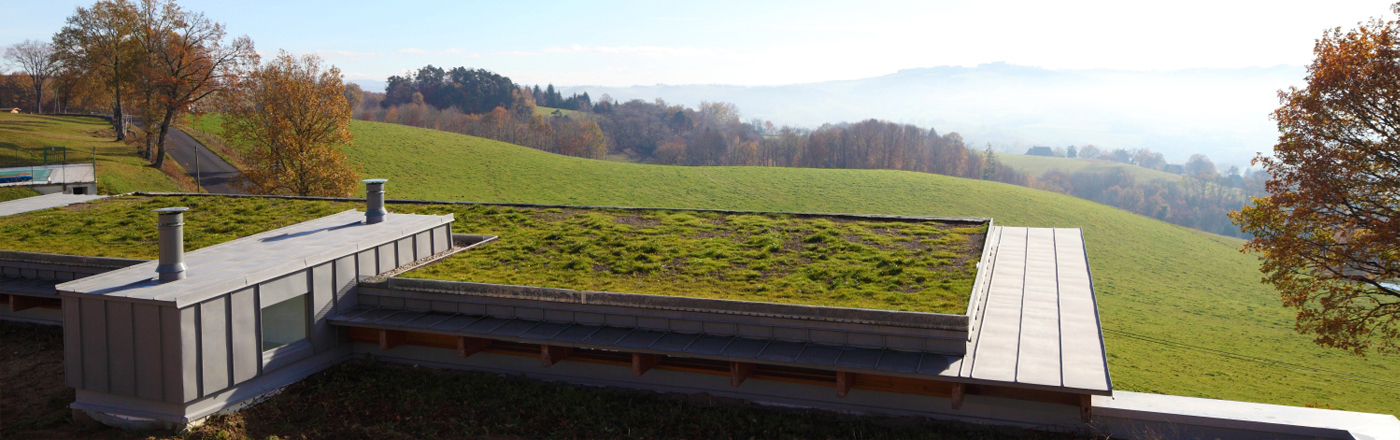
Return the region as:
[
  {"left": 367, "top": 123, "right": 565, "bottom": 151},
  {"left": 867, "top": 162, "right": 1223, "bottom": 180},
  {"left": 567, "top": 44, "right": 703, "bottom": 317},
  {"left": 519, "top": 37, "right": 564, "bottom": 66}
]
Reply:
[
  {"left": 188, "top": 118, "right": 1398, "bottom": 415},
  {"left": 998, "top": 154, "right": 1183, "bottom": 181},
  {"left": 0, "top": 113, "right": 183, "bottom": 194}
]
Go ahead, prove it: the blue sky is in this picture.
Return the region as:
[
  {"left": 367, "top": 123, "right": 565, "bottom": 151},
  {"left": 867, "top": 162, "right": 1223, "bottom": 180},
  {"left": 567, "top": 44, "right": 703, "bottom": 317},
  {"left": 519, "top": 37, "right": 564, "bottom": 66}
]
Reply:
[{"left": 4, "top": 0, "right": 1396, "bottom": 89}]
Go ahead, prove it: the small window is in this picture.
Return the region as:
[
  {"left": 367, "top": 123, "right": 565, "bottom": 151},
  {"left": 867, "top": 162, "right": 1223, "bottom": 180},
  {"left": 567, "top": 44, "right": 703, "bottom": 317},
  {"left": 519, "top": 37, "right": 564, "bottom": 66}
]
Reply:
[{"left": 261, "top": 294, "right": 307, "bottom": 351}]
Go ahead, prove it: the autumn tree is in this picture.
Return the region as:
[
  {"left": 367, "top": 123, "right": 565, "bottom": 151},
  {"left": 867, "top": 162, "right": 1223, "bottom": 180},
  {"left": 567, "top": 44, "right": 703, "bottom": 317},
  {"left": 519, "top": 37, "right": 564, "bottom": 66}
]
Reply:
[
  {"left": 1231, "top": 4, "right": 1400, "bottom": 355},
  {"left": 53, "top": 0, "right": 141, "bottom": 138},
  {"left": 3, "top": 40, "right": 62, "bottom": 114},
  {"left": 224, "top": 52, "right": 359, "bottom": 197},
  {"left": 142, "top": 0, "right": 255, "bottom": 168}
]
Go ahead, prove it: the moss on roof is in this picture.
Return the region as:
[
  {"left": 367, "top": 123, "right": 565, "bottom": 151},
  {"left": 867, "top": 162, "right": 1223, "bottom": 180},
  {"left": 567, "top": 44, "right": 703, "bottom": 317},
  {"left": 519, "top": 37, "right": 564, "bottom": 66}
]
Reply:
[{"left": 0, "top": 195, "right": 984, "bottom": 314}]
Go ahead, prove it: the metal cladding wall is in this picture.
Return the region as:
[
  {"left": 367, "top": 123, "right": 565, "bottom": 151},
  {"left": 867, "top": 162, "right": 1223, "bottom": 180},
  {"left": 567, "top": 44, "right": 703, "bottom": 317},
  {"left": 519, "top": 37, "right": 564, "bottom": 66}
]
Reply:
[{"left": 60, "top": 223, "right": 453, "bottom": 420}]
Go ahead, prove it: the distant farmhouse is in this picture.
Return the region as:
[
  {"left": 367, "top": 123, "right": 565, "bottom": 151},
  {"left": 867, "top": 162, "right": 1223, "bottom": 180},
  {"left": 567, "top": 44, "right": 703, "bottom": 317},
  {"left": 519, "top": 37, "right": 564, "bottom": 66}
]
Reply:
[
  {"left": 1025, "top": 146, "right": 1055, "bottom": 156},
  {"left": 0, "top": 183, "right": 1395, "bottom": 439}
]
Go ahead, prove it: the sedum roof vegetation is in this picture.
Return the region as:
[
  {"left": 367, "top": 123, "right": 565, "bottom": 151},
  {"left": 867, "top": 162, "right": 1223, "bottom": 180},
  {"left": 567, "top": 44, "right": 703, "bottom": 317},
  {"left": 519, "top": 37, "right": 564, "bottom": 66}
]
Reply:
[{"left": 0, "top": 195, "right": 986, "bottom": 314}]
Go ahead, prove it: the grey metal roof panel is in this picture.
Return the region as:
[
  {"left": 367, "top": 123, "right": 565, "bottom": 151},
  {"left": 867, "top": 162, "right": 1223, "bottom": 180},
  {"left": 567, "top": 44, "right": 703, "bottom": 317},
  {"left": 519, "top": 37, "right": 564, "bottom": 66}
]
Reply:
[
  {"left": 462, "top": 317, "right": 511, "bottom": 334},
  {"left": 404, "top": 312, "right": 456, "bottom": 329},
  {"left": 794, "top": 344, "right": 842, "bottom": 366},
  {"left": 834, "top": 347, "right": 882, "bottom": 370},
  {"left": 583, "top": 327, "right": 633, "bottom": 345},
  {"left": 616, "top": 329, "right": 667, "bottom": 349},
  {"left": 916, "top": 354, "right": 959, "bottom": 376},
  {"left": 875, "top": 350, "right": 922, "bottom": 374},
  {"left": 0, "top": 276, "right": 59, "bottom": 296},
  {"left": 521, "top": 321, "right": 571, "bottom": 340},
  {"left": 56, "top": 210, "right": 453, "bottom": 307},
  {"left": 650, "top": 332, "right": 700, "bottom": 352},
  {"left": 683, "top": 335, "right": 735, "bottom": 355},
  {"left": 353, "top": 308, "right": 398, "bottom": 324},
  {"left": 431, "top": 314, "right": 485, "bottom": 332},
  {"left": 720, "top": 338, "right": 769, "bottom": 359},
  {"left": 489, "top": 320, "right": 541, "bottom": 338},
  {"left": 337, "top": 306, "right": 377, "bottom": 321},
  {"left": 756, "top": 341, "right": 806, "bottom": 363},
  {"left": 550, "top": 324, "right": 603, "bottom": 343},
  {"left": 379, "top": 310, "right": 428, "bottom": 326}
]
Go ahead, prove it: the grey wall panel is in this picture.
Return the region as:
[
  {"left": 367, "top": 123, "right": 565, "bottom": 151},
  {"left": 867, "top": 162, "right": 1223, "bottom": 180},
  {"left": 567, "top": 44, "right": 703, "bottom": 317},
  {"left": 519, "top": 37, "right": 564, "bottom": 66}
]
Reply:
[
  {"left": 379, "top": 296, "right": 404, "bottom": 309},
  {"left": 106, "top": 301, "right": 136, "bottom": 396},
  {"left": 772, "top": 327, "right": 809, "bottom": 342},
  {"left": 737, "top": 324, "right": 772, "bottom": 339},
  {"left": 605, "top": 315, "right": 637, "bottom": 328},
  {"left": 199, "top": 298, "right": 230, "bottom": 396},
  {"left": 80, "top": 298, "right": 108, "bottom": 393},
  {"left": 2, "top": 267, "right": 18, "bottom": 277},
  {"left": 459, "top": 303, "right": 485, "bottom": 315},
  {"left": 310, "top": 264, "right": 335, "bottom": 353},
  {"left": 433, "top": 226, "right": 449, "bottom": 253},
  {"left": 20, "top": 268, "right": 35, "bottom": 278},
  {"left": 703, "top": 322, "right": 738, "bottom": 336},
  {"left": 377, "top": 244, "right": 394, "bottom": 274},
  {"left": 357, "top": 250, "right": 376, "bottom": 278},
  {"left": 334, "top": 256, "right": 357, "bottom": 309},
  {"left": 403, "top": 298, "right": 430, "bottom": 311},
  {"left": 414, "top": 232, "right": 431, "bottom": 261},
  {"left": 637, "top": 317, "right": 668, "bottom": 331},
  {"left": 259, "top": 272, "right": 309, "bottom": 306},
  {"left": 847, "top": 333, "right": 883, "bottom": 349},
  {"left": 431, "top": 301, "right": 457, "bottom": 313},
  {"left": 396, "top": 237, "right": 413, "bottom": 266},
  {"left": 515, "top": 307, "right": 543, "bottom": 321},
  {"left": 63, "top": 298, "right": 83, "bottom": 389},
  {"left": 132, "top": 304, "right": 163, "bottom": 401},
  {"left": 486, "top": 305, "right": 513, "bottom": 318},
  {"left": 37, "top": 269, "right": 54, "bottom": 280},
  {"left": 670, "top": 320, "right": 703, "bottom": 334},
  {"left": 543, "top": 309, "right": 573, "bottom": 323},
  {"left": 166, "top": 306, "right": 191, "bottom": 403},
  {"left": 229, "top": 288, "right": 258, "bottom": 383}
]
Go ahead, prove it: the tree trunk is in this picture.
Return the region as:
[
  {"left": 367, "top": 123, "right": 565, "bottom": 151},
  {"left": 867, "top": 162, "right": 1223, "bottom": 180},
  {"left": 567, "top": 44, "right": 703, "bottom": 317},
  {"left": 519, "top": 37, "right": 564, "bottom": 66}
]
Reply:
[
  {"left": 153, "top": 109, "right": 175, "bottom": 169},
  {"left": 113, "top": 84, "right": 126, "bottom": 141},
  {"left": 33, "top": 83, "right": 42, "bottom": 115}
]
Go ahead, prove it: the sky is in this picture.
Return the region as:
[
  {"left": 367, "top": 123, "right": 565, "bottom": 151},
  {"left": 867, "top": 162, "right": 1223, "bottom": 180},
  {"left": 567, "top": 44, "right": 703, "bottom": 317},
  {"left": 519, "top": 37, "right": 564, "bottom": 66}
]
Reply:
[{"left": 3, "top": 0, "right": 1396, "bottom": 88}]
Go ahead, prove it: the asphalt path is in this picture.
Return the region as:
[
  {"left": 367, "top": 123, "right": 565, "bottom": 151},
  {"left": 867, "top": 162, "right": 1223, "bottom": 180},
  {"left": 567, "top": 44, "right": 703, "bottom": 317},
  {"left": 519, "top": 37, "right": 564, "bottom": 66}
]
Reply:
[{"left": 136, "top": 121, "right": 242, "bottom": 193}]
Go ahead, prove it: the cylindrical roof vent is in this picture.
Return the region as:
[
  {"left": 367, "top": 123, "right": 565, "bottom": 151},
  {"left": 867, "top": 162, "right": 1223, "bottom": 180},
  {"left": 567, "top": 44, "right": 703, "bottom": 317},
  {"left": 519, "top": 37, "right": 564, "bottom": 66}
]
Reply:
[
  {"left": 154, "top": 207, "right": 188, "bottom": 283},
  {"left": 364, "top": 179, "right": 388, "bottom": 224}
]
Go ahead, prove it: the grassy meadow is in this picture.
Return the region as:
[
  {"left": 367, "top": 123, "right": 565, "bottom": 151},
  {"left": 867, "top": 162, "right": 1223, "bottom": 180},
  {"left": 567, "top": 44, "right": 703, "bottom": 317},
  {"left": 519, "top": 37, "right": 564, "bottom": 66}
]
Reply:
[
  {"left": 997, "top": 154, "right": 1183, "bottom": 182},
  {"left": 0, "top": 186, "right": 38, "bottom": 202},
  {"left": 52, "top": 117, "right": 1400, "bottom": 415},
  {"left": 0, "top": 113, "right": 183, "bottom": 194}
]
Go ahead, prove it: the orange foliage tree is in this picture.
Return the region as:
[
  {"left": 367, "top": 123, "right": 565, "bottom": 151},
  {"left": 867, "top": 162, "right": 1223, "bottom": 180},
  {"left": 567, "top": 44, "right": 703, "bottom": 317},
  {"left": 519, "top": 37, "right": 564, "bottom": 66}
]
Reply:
[
  {"left": 1231, "top": 4, "right": 1400, "bottom": 355},
  {"left": 224, "top": 52, "right": 359, "bottom": 197}
]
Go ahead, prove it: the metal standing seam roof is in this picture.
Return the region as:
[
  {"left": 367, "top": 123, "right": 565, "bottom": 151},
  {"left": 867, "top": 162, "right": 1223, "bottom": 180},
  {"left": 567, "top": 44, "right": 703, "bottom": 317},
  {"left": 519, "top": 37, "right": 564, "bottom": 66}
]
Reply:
[
  {"left": 57, "top": 210, "right": 454, "bottom": 307},
  {"left": 0, "top": 193, "right": 107, "bottom": 216},
  {"left": 961, "top": 226, "right": 1111, "bottom": 394},
  {"left": 327, "top": 226, "right": 1112, "bottom": 395}
]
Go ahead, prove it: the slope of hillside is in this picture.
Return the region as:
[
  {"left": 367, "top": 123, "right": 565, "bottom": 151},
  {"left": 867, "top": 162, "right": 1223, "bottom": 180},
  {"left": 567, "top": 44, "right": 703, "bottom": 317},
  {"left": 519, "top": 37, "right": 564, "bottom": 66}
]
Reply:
[
  {"left": 0, "top": 114, "right": 183, "bottom": 194},
  {"left": 333, "top": 120, "right": 1397, "bottom": 415},
  {"left": 997, "top": 154, "right": 1183, "bottom": 182}
]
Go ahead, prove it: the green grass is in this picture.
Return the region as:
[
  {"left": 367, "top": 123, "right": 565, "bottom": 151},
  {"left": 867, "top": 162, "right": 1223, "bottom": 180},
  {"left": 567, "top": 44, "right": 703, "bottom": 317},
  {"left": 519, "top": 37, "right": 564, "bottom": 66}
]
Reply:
[
  {"left": 0, "top": 113, "right": 182, "bottom": 194},
  {"left": 4, "top": 119, "right": 1397, "bottom": 416},
  {"left": 0, "top": 186, "right": 38, "bottom": 202},
  {"left": 998, "top": 154, "right": 1182, "bottom": 181},
  {"left": 407, "top": 208, "right": 986, "bottom": 314},
  {"left": 534, "top": 105, "right": 584, "bottom": 118}
]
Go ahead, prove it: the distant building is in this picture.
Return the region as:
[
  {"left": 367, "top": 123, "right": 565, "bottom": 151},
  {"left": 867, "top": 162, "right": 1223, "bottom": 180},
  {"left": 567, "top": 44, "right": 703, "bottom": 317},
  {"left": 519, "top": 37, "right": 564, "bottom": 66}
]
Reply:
[
  {"left": 6, "top": 108, "right": 19, "bottom": 114},
  {"left": 1025, "top": 146, "right": 1055, "bottom": 156}
]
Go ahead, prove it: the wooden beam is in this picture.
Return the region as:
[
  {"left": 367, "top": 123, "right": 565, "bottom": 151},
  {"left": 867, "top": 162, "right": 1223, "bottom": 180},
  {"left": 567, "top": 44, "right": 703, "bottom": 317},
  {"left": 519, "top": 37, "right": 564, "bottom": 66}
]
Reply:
[
  {"left": 378, "top": 329, "right": 406, "bottom": 351},
  {"left": 836, "top": 371, "right": 854, "bottom": 398},
  {"left": 457, "top": 336, "right": 490, "bottom": 358},
  {"left": 729, "top": 361, "right": 755, "bottom": 387},
  {"left": 1080, "top": 394, "right": 1092, "bottom": 422},
  {"left": 9, "top": 295, "right": 51, "bottom": 312},
  {"left": 632, "top": 353, "right": 660, "bottom": 377},
  {"left": 541, "top": 345, "right": 571, "bottom": 367},
  {"left": 950, "top": 382, "right": 965, "bottom": 410}
]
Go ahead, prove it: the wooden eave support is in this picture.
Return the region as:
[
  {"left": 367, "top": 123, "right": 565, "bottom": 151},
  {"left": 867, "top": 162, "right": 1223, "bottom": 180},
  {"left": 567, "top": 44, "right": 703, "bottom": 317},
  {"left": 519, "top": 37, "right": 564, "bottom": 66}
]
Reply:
[
  {"left": 378, "top": 329, "right": 406, "bottom": 351},
  {"left": 1080, "top": 394, "right": 1093, "bottom": 422},
  {"left": 836, "top": 371, "right": 854, "bottom": 398},
  {"left": 458, "top": 336, "right": 490, "bottom": 358},
  {"left": 632, "top": 353, "right": 660, "bottom": 377},
  {"left": 541, "top": 345, "right": 571, "bottom": 367},
  {"left": 730, "top": 361, "right": 755, "bottom": 387},
  {"left": 950, "top": 382, "right": 965, "bottom": 410}
]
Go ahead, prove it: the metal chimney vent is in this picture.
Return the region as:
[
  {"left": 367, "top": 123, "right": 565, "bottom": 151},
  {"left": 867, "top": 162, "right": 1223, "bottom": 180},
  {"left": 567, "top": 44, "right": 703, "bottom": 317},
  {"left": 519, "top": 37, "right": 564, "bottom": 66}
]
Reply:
[
  {"left": 154, "top": 207, "right": 188, "bottom": 282},
  {"left": 364, "top": 179, "right": 388, "bottom": 224}
]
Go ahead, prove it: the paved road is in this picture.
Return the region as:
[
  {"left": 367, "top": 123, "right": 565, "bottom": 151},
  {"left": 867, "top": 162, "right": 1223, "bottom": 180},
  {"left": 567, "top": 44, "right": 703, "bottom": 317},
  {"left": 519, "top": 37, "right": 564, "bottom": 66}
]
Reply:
[{"left": 136, "top": 121, "right": 242, "bottom": 193}]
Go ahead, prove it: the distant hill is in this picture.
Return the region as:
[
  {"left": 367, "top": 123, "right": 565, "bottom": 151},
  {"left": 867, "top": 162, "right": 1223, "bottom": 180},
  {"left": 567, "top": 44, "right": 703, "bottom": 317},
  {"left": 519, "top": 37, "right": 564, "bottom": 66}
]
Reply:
[
  {"left": 559, "top": 63, "right": 1304, "bottom": 168},
  {"left": 997, "top": 154, "right": 1184, "bottom": 182},
  {"left": 329, "top": 119, "right": 1396, "bottom": 415}
]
